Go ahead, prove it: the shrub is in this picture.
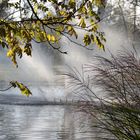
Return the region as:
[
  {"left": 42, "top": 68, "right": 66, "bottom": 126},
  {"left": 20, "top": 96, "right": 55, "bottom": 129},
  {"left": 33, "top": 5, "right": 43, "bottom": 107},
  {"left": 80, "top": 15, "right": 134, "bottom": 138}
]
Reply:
[{"left": 65, "top": 50, "right": 140, "bottom": 140}]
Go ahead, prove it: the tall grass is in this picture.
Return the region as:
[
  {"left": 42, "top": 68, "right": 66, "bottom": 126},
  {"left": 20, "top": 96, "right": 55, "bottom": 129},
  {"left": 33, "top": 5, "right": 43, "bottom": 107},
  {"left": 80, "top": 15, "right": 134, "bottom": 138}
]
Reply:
[{"left": 64, "top": 50, "right": 140, "bottom": 140}]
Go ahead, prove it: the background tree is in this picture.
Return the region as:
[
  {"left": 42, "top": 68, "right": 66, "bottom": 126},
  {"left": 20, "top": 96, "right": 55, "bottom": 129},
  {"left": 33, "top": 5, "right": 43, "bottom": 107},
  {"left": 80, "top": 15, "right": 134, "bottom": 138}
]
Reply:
[
  {"left": 65, "top": 50, "right": 140, "bottom": 139},
  {"left": 102, "top": 0, "right": 140, "bottom": 42}
]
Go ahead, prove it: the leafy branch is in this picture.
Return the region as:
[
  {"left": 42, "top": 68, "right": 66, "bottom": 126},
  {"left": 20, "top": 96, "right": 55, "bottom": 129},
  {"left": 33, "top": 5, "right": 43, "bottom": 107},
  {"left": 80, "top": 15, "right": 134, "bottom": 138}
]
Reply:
[{"left": 0, "top": 0, "right": 106, "bottom": 66}]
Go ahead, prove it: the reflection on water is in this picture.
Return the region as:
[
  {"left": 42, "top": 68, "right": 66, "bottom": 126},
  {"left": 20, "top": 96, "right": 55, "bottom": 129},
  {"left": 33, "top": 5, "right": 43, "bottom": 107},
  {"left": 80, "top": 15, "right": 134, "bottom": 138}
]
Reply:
[{"left": 0, "top": 105, "right": 97, "bottom": 140}]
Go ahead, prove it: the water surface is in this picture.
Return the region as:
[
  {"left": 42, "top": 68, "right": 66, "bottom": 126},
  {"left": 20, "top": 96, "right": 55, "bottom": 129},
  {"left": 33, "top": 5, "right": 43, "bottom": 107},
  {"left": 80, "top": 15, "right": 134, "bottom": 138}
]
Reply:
[{"left": 0, "top": 105, "right": 97, "bottom": 140}]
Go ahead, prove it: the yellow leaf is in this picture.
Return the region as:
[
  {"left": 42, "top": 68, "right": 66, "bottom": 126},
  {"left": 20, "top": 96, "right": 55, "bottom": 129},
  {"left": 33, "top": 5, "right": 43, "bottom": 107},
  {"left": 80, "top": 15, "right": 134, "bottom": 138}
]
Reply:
[
  {"left": 83, "top": 34, "right": 91, "bottom": 46},
  {"left": 47, "top": 34, "right": 51, "bottom": 41},
  {"left": 11, "top": 81, "right": 32, "bottom": 97},
  {"left": 59, "top": 11, "right": 68, "bottom": 16},
  {"left": 7, "top": 49, "right": 13, "bottom": 57},
  {"left": 47, "top": 34, "right": 56, "bottom": 42},
  {"left": 95, "top": 36, "right": 105, "bottom": 51},
  {"left": 51, "top": 35, "right": 56, "bottom": 42},
  {"left": 69, "top": 0, "right": 76, "bottom": 8},
  {"left": 79, "top": 18, "right": 86, "bottom": 28},
  {"left": 66, "top": 26, "right": 78, "bottom": 38}
]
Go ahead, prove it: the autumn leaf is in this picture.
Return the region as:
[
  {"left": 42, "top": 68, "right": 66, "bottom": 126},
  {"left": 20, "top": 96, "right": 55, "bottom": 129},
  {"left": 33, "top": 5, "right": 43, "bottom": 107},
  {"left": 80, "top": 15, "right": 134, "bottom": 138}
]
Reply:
[
  {"left": 10, "top": 81, "right": 32, "bottom": 97},
  {"left": 79, "top": 18, "right": 86, "bottom": 28},
  {"left": 66, "top": 25, "right": 78, "bottom": 38},
  {"left": 83, "top": 34, "right": 91, "bottom": 46}
]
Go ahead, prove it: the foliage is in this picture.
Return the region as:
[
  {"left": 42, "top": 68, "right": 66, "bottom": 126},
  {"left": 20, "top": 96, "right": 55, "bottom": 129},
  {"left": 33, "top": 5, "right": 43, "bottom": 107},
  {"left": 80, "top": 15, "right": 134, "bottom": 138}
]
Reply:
[
  {"left": 0, "top": 81, "right": 31, "bottom": 97},
  {"left": 0, "top": 0, "right": 106, "bottom": 67},
  {"left": 65, "top": 50, "right": 140, "bottom": 139},
  {"left": 103, "top": 0, "right": 140, "bottom": 41},
  {"left": 10, "top": 81, "right": 32, "bottom": 97},
  {"left": 0, "top": 0, "right": 106, "bottom": 96}
]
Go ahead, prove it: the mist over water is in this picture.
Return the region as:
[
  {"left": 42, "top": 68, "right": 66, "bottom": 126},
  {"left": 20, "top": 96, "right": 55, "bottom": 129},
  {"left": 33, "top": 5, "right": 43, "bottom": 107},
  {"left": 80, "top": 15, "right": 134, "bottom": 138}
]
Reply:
[
  {"left": 18, "top": 42, "right": 54, "bottom": 83},
  {"left": 0, "top": 22, "right": 136, "bottom": 103},
  {"left": 0, "top": 24, "right": 136, "bottom": 139},
  {"left": 0, "top": 1, "right": 140, "bottom": 140}
]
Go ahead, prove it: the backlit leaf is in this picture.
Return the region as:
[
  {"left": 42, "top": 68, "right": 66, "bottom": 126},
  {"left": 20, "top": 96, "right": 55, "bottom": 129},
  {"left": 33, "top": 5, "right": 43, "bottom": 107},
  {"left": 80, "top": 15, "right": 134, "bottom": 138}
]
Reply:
[
  {"left": 10, "top": 81, "right": 32, "bottom": 97},
  {"left": 83, "top": 34, "right": 91, "bottom": 46},
  {"left": 79, "top": 18, "right": 86, "bottom": 28}
]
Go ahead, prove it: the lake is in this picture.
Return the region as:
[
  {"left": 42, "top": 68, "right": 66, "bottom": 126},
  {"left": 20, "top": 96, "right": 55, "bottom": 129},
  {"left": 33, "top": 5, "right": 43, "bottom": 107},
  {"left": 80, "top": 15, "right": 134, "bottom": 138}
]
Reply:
[{"left": 0, "top": 105, "right": 98, "bottom": 140}]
